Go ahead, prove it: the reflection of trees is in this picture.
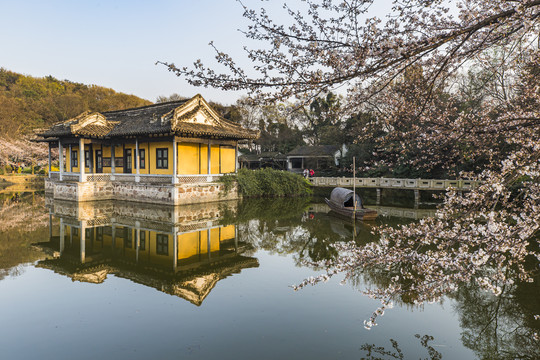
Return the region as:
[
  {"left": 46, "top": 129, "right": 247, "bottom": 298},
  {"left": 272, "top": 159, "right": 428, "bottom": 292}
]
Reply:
[
  {"left": 361, "top": 334, "right": 442, "bottom": 360},
  {"left": 232, "top": 198, "right": 378, "bottom": 265},
  {"left": 0, "top": 192, "right": 48, "bottom": 231},
  {"left": 452, "top": 278, "right": 540, "bottom": 360},
  {"left": 0, "top": 192, "right": 50, "bottom": 280},
  {"left": 233, "top": 198, "right": 540, "bottom": 359}
]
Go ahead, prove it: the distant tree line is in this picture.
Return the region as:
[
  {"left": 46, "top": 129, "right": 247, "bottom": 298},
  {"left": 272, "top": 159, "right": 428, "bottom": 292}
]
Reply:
[
  {"left": 0, "top": 68, "right": 151, "bottom": 137},
  {"left": 207, "top": 55, "right": 518, "bottom": 180}
]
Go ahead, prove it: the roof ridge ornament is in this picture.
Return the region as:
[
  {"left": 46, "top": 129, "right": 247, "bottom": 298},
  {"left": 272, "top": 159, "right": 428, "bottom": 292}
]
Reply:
[
  {"left": 69, "top": 112, "right": 119, "bottom": 137},
  {"left": 38, "top": 94, "right": 258, "bottom": 140},
  {"left": 171, "top": 95, "right": 222, "bottom": 129}
]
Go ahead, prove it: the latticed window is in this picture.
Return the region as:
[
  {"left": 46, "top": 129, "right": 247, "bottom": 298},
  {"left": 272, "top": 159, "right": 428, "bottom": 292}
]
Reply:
[
  {"left": 124, "top": 228, "right": 132, "bottom": 248},
  {"left": 85, "top": 150, "right": 91, "bottom": 168},
  {"left": 156, "top": 233, "right": 168, "bottom": 255},
  {"left": 139, "top": 149, "right": 146, "bottom": 169},
  {"left": 139, "top": 231, "right": 146, "bottom": 250},
  {"left": 156, "top": 148, "right": 168, "bottom": 169},
  {"left": 71, "top": 150, "right": 78, "bottom": 168}
]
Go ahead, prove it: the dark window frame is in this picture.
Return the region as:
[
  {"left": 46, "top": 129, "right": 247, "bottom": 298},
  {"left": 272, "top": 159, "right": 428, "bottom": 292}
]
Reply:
[
  {"left": 156, "top": 148, "right": 168, "bottom": 169},
  {"left": 290, "top": 158, "right": 303, "bottom": 169},
  {"left": 71, "top": 150, "right": 78, "bottom": 168},
  {"left": 85, "top": 150, "right": 91, "bottom": 168},
  {"left": 139, "top": 231, "right": 146, "bottom": 250},
  {"left": 156, "top": 233, "right": 168, "bottom": 255},
  {"left": 139, "top": 149, "right": 146, "bottom": 169},
  {"left": 95, "top": 150, "right": 102, "bottom": 172},
  {"left": 124, "top": 227, "right": 132, "bottom": 248}
]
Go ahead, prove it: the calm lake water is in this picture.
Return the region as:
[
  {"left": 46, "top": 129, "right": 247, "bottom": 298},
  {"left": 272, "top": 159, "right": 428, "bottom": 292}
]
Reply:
[{"left": 0, "top": 189, "right": 538, "bottom": 360}]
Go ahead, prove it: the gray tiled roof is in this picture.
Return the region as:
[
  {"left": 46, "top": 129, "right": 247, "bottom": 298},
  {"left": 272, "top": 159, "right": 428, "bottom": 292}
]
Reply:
[
  {"left": 39, "top": 96, "right": 258, "bottom": 140},
  {"left": 105, "top": 100, "right": 186, "bottom": 137},
  {"left": 287, "top": 145, "right": 340, "bottom": 157}
]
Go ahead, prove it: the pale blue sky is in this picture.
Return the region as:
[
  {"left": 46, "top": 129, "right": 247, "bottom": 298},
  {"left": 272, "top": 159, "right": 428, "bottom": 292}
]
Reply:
[
  {"left": 0, "top": 0, "right": 257, "bottom": 104},
  {"left": 0, "top": 1, "right": 393, "bottom": 105}
]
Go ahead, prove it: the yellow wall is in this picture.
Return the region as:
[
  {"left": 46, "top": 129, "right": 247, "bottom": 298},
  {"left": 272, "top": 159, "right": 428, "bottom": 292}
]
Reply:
[
  {"left": 220, "top": 146, "right": 236, "bottom": 173},
  {"left": 102, "top": 146, "right": 112, "bottom": 173},
  {"left": 138, "top": 143, "right": 149, "bottom": 175},
  {"left": 68, "top": 144, "right": 98, "bottom": 173},
  {"left": 178, "top": 143, "right": 200, "bottom": 175},
  {"left": 64, "top": 140, "right": 236, "bottom": 175},
  {"left": 178, "top": 231, "right": 200, "bottom": 260},
  {"left": 59, "top": 224, "right": 236, "bottom": 271},
  {"left": 210, "top": 228, "right": 220, "bottom": 252},
  {"left": 211, "top": 145, "right": 220, "bottom": 174},
  {"left": 220, "top": 225, "right": 236, "bottom": 241},
  {"left": 149, "top": 231, "right": 173, "bottom": 266},
  {"left": 149, "top": 141, "right": 174, "bottom": 175},
  {"left": 200, "top": 145, "right": 208, "bottom": 174},
  {"left": 176, "top": 226, "right": 232, "bottom": 260},
  {"left": 175, "top": 142, "right": 235, "bottom": 175}
]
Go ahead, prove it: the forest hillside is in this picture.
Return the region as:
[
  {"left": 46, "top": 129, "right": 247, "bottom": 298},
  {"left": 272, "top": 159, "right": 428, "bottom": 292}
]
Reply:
[{"left": 0, "top": 68, "right": 152, "bottom": 167}]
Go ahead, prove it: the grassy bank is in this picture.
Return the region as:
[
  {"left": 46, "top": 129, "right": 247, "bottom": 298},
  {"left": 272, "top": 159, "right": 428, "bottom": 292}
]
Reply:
[{"left": 221, "top": 168, "right": 312, "bottom": 197}]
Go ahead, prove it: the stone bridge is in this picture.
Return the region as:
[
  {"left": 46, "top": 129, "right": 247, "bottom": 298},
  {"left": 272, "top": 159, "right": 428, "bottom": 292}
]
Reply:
[{"left": 309, "top": 176, "right": 480, "bottom": 205}]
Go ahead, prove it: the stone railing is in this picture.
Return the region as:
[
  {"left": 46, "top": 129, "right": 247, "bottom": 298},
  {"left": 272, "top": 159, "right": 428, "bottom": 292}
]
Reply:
[
  {"left": 176, "top": 174, "right": 224, "bottom": 184},
  {"left": 86, "top": 174, "right": 113, "bottom": 182},
  {"left": 113, "top": 174, "right": 137, "bottom": 183},
  {"left": 309, "top": 177, "right": 479, "bottom": 190},
  {"left": 48, "top": 171, "right": 78, "bottom": 181},
  {"left": 48, "top": 172, "right": 227, "bottom": 185},
  {"left": 140, "top": 174, "right": 174, "bottom": 184},
  {"left": 62, "top": 173, "right": 80, "bottom": 181}
]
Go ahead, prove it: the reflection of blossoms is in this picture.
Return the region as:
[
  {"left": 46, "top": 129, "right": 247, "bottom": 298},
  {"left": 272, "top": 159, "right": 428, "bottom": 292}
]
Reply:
[
  {"left": 294, "top": 138, "right": 540, "bottom": 328},
  {"left": 0, "top": 195, "right": 48, "bottom": 231},
  {"left": 167, "top": 0, "right": 540, "bottom": 339}
]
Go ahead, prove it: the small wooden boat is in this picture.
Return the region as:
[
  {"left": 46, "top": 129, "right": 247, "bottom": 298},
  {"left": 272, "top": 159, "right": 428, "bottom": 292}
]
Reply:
[{"left": 325, "top": 187, "right": 378, "bottom": 221}]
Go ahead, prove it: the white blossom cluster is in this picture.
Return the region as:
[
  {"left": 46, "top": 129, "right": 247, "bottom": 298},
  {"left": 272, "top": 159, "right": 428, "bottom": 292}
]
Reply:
[{"left": 165, "top": 0, "right": 540, "bottom": 332}]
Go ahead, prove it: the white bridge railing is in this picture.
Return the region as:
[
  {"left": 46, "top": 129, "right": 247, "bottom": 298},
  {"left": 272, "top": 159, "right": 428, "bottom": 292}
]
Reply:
[{"left": 309, "top": 177, "right": 479, "bottom": 190}]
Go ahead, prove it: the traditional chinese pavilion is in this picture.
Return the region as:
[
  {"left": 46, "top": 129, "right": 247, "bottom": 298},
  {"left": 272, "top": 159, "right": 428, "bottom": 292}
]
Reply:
[{"left": 38, "top": 94, "right": 258, "bottom": 204}]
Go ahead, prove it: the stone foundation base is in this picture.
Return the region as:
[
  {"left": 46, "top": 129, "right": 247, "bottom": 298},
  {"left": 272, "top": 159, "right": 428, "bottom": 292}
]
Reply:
[{"left": 45, "top": 179, "right": 239, "bottom": 205}]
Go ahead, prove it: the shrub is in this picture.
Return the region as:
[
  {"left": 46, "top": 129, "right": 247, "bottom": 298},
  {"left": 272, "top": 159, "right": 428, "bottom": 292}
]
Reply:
[
  {"left": 236, "top": 168, "right": 312, "bottom": 197},
  {"left": 218, "top": 173, "right": 237, "bottom": 196}
]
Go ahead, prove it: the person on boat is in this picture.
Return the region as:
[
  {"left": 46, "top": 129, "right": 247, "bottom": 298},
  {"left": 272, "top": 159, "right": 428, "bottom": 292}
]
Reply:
[
  {"left": 309, "top": 169, "right": 314, "bottom": 177},
  {"left": 303, "top": 169, "right": 309, "bottom": 178}
]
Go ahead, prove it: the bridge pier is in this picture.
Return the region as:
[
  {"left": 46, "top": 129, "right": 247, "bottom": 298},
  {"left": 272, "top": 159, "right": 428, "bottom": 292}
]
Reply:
[
  {"left": 376, "top": 188, "right": 381, "bottom": 205},
  {"left": 414, "top": 189, "right": 420, "bottom": 209}
]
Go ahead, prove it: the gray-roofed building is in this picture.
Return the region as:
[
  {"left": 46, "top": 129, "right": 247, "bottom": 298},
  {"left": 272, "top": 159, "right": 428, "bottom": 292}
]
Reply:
[
  {"left": 38, "top": 94, "right": 258, "bottom": 205},
  {"left": 286, "top": 145, "right": 342, "bottom": 173},
  {"left": 239, "top": 151, "right": 287, "bottom": 170}
]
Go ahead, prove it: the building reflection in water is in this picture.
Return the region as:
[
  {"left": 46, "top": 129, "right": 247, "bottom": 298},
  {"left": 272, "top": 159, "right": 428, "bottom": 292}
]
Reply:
[{"left": 37, "top": 199, "right": 258, "bottom": 306}]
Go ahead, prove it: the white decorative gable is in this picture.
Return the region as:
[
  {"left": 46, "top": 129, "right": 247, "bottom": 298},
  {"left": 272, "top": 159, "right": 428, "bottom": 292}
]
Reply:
[
  {"left": 171, "top": 94, "right": 222, "bottom": 128},
  {"left": 189, "top": 109, "right": 215, "bottom": 125},
  {"left": 70, "top": 112, "right": 108, "bottom": 132}
]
